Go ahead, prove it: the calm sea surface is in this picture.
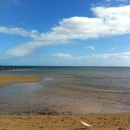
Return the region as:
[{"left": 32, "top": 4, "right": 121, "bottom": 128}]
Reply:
[{"left": 0, "top": 67, "right": 130, "bottom": 93}]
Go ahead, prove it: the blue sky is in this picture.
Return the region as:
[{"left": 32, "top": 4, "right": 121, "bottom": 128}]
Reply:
[{"left": 0, "top": 0, "right": 130, "bottom": 66}]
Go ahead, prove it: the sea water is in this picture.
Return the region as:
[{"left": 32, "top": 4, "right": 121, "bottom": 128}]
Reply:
[{"left": 0, "top": 67, "right": 130, "bottom": 93}]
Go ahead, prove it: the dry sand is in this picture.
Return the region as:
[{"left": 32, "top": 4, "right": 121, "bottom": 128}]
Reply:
[
  {"left": 0, "top": 113, "right": 130, "bottom": 130},
  {"left": 0, "top": 74, "right": 130, "bottom": 130}
]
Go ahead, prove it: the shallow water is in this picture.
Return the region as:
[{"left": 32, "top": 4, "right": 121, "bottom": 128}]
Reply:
[
  {"left": 0, "top": 78, "right": 51, "bottom": 96},
  {"left": 0, "top": 78, "right": 55, "bottom": 115},
  {"left": 0, "top": 77, "right": 130, "bottom": 115},
  {"left": 0, "top": 67, "right": 130, "bottom": 92}
]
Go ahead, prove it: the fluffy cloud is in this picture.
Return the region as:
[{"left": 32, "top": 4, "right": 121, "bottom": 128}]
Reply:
[
  {"left": 1, "top": 5, "right": 130, "bottom": 41},
  {"left": 0, "top": 5, "right": 130, "bottom": 57},
  {"left": 37, "top": 5, "right": 130, "bottom": 41},
  {"left": 0, "top": 27, "right": 38, "bottom": 38}
]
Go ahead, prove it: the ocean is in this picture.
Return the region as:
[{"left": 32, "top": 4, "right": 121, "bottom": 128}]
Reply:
[{"left": 0, "top": 66, "right": 130, "bottom": 93}]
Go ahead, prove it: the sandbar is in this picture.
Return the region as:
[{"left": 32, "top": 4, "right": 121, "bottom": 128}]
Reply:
[{"left": 0, "top": 74, "right": 43, "bottom": 87}]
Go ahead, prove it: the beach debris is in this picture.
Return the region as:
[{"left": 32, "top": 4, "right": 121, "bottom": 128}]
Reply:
[{"left": 80, "top": 120, "right": 92, "bottom": 127}]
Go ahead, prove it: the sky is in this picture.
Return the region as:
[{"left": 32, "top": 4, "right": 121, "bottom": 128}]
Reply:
[{"left": 0, "top": 0, "right": 130, "bottom": 66}]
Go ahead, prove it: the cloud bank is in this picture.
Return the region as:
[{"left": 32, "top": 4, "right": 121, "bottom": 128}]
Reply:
[
  {"left": 51, "top": 52, "right": 130, "bottom": 60},
  {"left": 0, "top": 5, "right": 130, "bottom": 57}
]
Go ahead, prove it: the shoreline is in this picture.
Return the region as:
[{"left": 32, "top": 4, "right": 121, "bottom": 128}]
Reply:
[{"left": 0, "top": 74, "right": 130, "bottom": 129}]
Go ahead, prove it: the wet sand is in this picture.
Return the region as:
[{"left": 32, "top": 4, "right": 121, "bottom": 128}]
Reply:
[
  {"left": 0, "top": 74, "right": 43, "bottom": 87},
  {"left": 0, "top": 74, "right": 130, "bottom": 130}
]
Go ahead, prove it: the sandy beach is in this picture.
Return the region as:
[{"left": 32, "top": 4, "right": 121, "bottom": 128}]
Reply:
[
  {"left": 0, "top": 74, "right": 130, "bottom": 130},
  {"left": 0, "top": 113, "right": 130, "bottom": 130}
]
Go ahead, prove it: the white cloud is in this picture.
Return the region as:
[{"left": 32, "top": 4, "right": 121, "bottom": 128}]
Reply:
[
  {"left": 88, "top": 52, "right": 130, "bottom": 59},
  {"left": 1, "top": 5, "right": 130, "bottom": 41},
  {"left": 0, "top": 5, "right": 130, "bottom": 57},
  {"left": 84, "top": 46, "right": 96, "bottom": 50},
  {"left": 117, "top": 55, "right": 129, "bottom": 59},
  {"left": 50, "top": 52, "right": 130, "bottom": 60},
  {"left": 101, "top": 54, "right": 109, "bottom": 59},
  {"left": 1, "top": 40, "right": 65, "bottom": 57},
  {"left": 0, "top": 27, "right": 38, "bottom": 38},
  {"left": 30, "top": 5, "right": 130, "bottom": 41},
  {"left": 90, "top": 52, "right": 130, "bottom": 59},
  {"left": 52, "top": 53, "right": 74, "bottom": 59}
]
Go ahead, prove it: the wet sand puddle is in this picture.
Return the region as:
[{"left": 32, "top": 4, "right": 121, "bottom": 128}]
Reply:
[{"left": 0, "top": 78, "right": 60, "bottom": 115}]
